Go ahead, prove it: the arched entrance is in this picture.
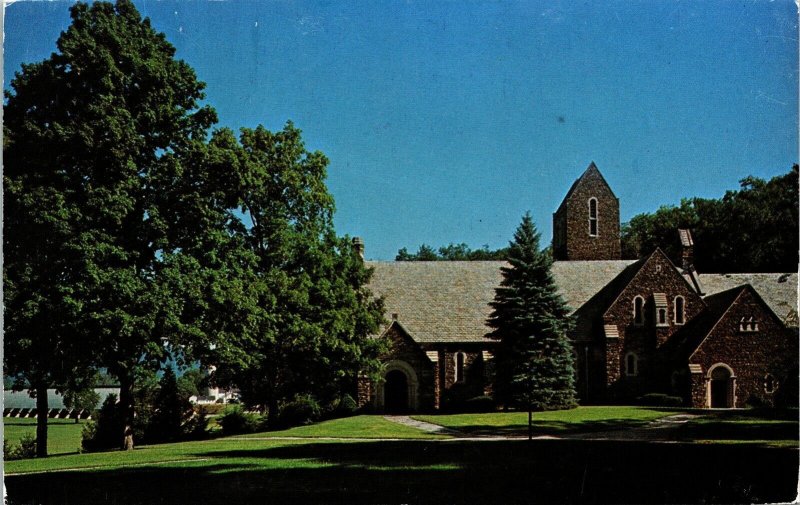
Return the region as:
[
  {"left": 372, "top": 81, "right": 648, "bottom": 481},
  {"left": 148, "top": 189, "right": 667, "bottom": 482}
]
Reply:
[
  {"left": 707, "top": 364, "right": 736, "bottom": 408},
  {"left": 384, "top": 370, "right": 409, "bottom": 413},
  {"left": 376, "top": 360, "right": 419, "bottom": 412}
]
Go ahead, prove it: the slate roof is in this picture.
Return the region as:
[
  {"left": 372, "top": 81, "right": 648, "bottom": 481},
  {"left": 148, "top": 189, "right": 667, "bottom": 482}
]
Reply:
[
  {"left": 367, "top": 260, "right": 635, "bottom": 343},
  {"left": 366, "top": 260, "right": 798, "bottom": 344},
  {"left": 699, "top": 273, "right": 798, "bottom": 325}
]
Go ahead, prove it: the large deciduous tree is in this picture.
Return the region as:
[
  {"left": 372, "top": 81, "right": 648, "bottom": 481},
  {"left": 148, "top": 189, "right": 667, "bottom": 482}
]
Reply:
[
  {"left": 205, "top": 124, "right": 386, "bottom": 426},
  {"left": 487, "top": 213, "right": 576, "bottom": 413},
  {"left": 4, "top": 0, "right": 223, "bottom": 451}
]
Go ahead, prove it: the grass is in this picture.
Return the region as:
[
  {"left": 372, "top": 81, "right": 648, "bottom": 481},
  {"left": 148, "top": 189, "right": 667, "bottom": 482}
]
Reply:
[
  {"left": 674, "top": 409, "right": 799, "bottom": 448},
  {"left": 5, "top": 409, "right": 799, "bottom": 504},
  {"left": 236, "top": 415, "right": 447, "bottom": 439},
  {"left": 4, "top": 417, "right": 86, "bottom": 455},
  {"left": 413, "top": 406, "right": 681, "bottom": 436},
  {"left": 6, "top": 437, "right": 798, "bottom": 504}
]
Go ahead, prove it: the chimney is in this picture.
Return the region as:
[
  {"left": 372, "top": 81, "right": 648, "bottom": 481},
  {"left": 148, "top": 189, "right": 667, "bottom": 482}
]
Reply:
[
  {"left": 678, "top": 229, "right": 704, "bottom": 295},
  {"left": 352, "top": 236, "right": 365, "bottom": 260},
  {"left": 678, "top": 229, "right": 694, "bottom": 270}
]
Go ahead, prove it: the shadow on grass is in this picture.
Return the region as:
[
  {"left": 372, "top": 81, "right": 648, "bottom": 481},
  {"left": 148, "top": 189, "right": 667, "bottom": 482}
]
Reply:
[
  {"left": 432, "top": 418, "right": 657, "bottom": 437},
  {"left": 7, "top": 439, "right": 798, "bottom": 505}
]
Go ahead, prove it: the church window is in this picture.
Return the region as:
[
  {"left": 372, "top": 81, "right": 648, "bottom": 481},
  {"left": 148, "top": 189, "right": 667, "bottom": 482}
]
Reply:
[
  {"left": 657, "top": 308, "right": 667, "bottom": 326},
  {"left": 674, "top": 296, "right": 685, "bottom": 325},
  {"left": 588, "top": 198, "right": 598, "bottom": 237},
  {"left": 455, "top": 352, "right": 466, "bottom": 383},
  {"left": 633, "top": 296, "right": 644, "bottom": 326},
  {"left": 764, "top": 374, "right": 776, "bottom": 394},
  {"left": 625, "top": 352, "right": 638, "bottom": 376},
  {"left": 739, "top": 317, "right": 758, "bottom": 333}
]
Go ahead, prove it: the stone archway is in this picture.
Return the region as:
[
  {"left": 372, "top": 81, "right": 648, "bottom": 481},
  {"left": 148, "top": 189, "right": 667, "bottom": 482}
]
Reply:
[
  {"left": 707, "top": 363, "right": 736, "bottom": 408},
  {"left": 377, "top": 360, "right": 419, "bottom": 412}
]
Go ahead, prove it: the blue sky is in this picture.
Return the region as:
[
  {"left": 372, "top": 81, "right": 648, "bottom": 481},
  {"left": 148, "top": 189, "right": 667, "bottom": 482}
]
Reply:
[{"left": 5, "top": 0, "right": 798, "bottom": 260}]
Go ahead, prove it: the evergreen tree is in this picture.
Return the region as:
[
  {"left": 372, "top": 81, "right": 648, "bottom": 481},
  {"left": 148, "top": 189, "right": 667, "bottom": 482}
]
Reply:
[
  {"left": 150, "top": 368, "right": 191, "bottom": 442},
  {"left": 487, "top": 213, "right": 576, "bottom": 412}
]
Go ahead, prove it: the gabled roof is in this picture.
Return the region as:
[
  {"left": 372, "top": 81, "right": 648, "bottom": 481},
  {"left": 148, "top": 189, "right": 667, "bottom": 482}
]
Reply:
[
  {"left": 367, "top": 259, "right": 635, "bottom": 343},
  {"left": 555, "top": 161, "right": 618, "bottom": 215},
  {"left": 699, "top": 273, "right": 798, "bottom": 326},
  {"left": 666, "top": 284, "right": 791, "bottom": 361}
]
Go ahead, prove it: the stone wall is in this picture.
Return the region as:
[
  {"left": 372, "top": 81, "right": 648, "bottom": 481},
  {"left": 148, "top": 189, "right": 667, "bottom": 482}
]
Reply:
[
  {"left": 602, "top": 250, "right": 704, "bottom": 400},
  {"left": 688, "top": 288, "right": 798, "bottom": 408},
  {"left": 553, "top": 166, "right": 621, "bottom": 261}
]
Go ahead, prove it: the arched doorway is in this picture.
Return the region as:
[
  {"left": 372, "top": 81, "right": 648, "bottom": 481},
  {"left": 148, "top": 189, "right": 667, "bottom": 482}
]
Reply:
[
  {"left": 708, "top": 364, "right": 735, "bottom": 408},
  {"left": 376, "top": 360, "right": 419, "bottom": 412},
  {"left": 384, "top": 370, "right": 409, "bottom": 413}
]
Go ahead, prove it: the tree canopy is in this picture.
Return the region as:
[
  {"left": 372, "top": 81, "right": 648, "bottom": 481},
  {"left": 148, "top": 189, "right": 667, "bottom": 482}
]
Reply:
[
  {"left": 4, "top": 0, "right": 383, "bottom": 452},
  {"left": 621, "top": 165, "right": 798, "bottom": 272},
  {"left": 396, "top": 242, "right": 509, "bottom": 261},
  {"left": 487, "top": 213, "right": 576, "bottom": 411},
  {"left": 202, "top": 124, "right": 386, "bottom": 426}
]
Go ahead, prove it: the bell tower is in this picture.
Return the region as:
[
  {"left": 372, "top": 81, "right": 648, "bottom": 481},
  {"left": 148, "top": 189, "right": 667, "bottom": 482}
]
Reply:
[{"left": 552, "top": 162, "right": 621, "bottom": 261}]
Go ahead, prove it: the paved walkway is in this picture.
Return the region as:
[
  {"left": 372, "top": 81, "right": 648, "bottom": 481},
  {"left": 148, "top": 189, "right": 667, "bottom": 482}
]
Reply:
[
  {"left": 384, "top": 413, "right": 703, "bottom": 442},
  {"left": 383, "top": 415, "right": 460, "bottom": 436}
]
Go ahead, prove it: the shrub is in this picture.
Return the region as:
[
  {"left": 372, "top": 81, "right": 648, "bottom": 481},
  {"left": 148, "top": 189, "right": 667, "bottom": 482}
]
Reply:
[
  {"left": 279, "top": 395, "right": 321, "bottom": 428},
  {"left": 17, "top": 433, "right": 37, "bottom": 458},
  {"left": 4, "top": 438, "right": 20, "bottom": 460},
  {"left": 334, "top": 394, "right": 358, "bottom": 417},
  {"left": 637, "top": 393, "right": 684, "bottom": 407},
  {"left": 217, "top": 406, "right": 264, "bottom": 435},
  {"left": 81, "top": 394, "right": 123, "bottom": 452},
  {"left": 196, "top": 403, "right": 226, "bottom": 415},
  {"left": 183, "top": 406, "right": 210, "bottom": 440},
  {"left": 463, "top": 395, "right": 496, "bottom": 413}
]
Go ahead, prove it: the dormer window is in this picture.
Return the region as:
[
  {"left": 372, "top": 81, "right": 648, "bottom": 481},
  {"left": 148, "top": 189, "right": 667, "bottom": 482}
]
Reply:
[
  {"left": 674, "top": 296, "right": 685, "bottom": 325},
  {"left": 739, "top": 317, "right": 758, "bottom": 333},
  {"left": 588, "top": 198, "right": 598, "bottom": 237},
  {"left": 633, "top": 296, "right": 644, "bottom": 326}
]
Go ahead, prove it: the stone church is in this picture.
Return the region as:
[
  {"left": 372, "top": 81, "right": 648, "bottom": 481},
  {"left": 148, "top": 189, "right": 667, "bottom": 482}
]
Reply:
[{"left": 357, "top": 163, "right": 798, "bottom": 412}]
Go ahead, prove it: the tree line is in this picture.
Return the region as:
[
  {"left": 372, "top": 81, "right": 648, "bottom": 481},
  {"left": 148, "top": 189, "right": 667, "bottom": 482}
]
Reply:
[
  {"left": 621, "top": 165, "right": 798, "bottom": 272},
  {"left": 396, "top": 166, "right": 797, "bottom": 273},
  {"left": 4, "top": 0, "right": 386, "bottom": 456}
]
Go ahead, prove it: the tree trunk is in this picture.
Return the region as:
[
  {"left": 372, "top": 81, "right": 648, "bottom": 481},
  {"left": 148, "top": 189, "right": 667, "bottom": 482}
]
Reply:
[
  {"left": 119, "top": 373, "right": 135, "bottom": 451},
  {"left": 35, "top": 383, "right": 49, "bottom": 457},
  {"left": 267, "top": 395, "right": 279, "bottom": 429},
  {"left": 528, "top": 407, "right": 532, "bottom": 441}
]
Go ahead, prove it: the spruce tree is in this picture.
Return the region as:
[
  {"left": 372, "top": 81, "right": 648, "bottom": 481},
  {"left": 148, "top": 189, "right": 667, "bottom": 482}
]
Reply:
[{"left": 487, "top": 213, "right": 577, "bottom": 412}]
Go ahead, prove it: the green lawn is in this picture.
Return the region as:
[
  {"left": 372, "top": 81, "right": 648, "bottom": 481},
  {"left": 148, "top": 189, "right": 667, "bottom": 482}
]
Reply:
[
  {"left": 236, "top": 415, "right": 447, "bottom": 439},
  {"left": 4, "top": 417, "right": 86, "bottom": 455},
  {"left": 5, "top": 409, "right": 799, "bottom": 504},
  {"left": 6, "top": 435, "right": 798, "bottom": 504},
  {"left": 413, "top": 406, "right": 681, "bottom": 436},
  {"left": 675, "top": 409, "right": 799, "bottom": 448}
]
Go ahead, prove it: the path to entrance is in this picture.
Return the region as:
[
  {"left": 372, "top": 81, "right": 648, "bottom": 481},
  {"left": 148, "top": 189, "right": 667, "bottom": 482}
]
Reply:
[
  {"left": 383, "top": 415, "right": 461, "bottom": 436},
  {"left": 384, "top": 413, "right": 702, "bottom": 442}
]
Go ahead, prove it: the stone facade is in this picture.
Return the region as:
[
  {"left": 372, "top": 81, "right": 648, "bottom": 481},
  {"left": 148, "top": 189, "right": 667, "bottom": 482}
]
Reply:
[
  {"left": 553, "top": 162, "right": 621, "bottom": 261},
  {"left": 363, "top": 162, "right": 797, "bottom": 412},
  {"left": 687, "top": 287, "right": 798, "bottom": 408}
]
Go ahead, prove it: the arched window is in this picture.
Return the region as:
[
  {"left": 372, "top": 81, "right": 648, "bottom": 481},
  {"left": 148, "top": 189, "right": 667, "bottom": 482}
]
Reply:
[
  {"left": 657, "top": 308, "right": 667, "bottom": 326},
  {"left": 625, "top": 353, "right": 638, "bottom": 377},
  {"left": 764, "top": 374, "right": 777, "bottom": 394},
  {"left": 633, "top": 296, "right": 644, "bottom": 326},
  {"left": 674, "top": 296, "right": 685, "bottom": 325},
  {"left": 455, "top": 352, "right": 466, "bottom": 383},
  {"left": 588, "top": 198, "right": 598, "bottom": 237}
]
